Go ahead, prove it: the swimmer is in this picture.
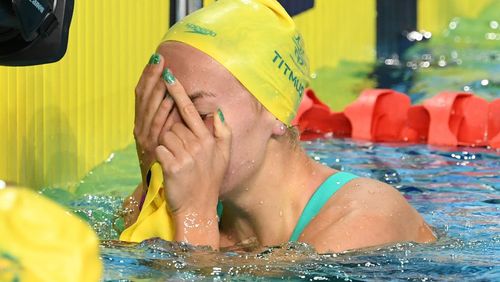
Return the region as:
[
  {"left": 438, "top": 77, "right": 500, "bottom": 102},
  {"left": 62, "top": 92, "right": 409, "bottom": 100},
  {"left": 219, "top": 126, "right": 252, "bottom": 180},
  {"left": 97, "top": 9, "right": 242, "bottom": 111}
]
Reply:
[{"left": 123, "top": 0, "right": 436, "bottom": 253}]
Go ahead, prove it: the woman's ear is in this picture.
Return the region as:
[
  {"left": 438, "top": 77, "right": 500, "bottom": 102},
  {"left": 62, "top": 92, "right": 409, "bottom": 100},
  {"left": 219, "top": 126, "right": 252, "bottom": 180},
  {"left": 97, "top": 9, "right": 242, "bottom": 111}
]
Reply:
[{"left": 271, "top": 119, "right": 287, "bottom": 137}]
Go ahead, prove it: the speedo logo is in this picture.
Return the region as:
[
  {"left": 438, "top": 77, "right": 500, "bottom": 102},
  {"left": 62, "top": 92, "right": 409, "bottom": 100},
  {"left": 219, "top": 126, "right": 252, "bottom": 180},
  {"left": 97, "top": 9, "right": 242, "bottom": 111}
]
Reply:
[
  {"left": 185, "top": 23, "right": 217, "bottom": 37},
  {"left": 272, "top": 50, "right": 305, "bottom": 98}
]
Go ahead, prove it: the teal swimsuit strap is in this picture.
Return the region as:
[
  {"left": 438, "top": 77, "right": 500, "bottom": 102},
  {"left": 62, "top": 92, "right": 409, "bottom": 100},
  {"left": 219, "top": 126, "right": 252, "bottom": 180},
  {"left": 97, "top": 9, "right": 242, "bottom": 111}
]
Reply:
[{"left": 289, "top": 172, "right": 359, "bottom": 242}]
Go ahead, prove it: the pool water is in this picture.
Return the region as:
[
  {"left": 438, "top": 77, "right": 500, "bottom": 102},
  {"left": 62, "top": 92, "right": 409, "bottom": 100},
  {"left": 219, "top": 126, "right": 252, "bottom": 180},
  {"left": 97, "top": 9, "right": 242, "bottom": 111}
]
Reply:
[
  {"left": 311, "top": 1, "right": 499, "bottom": 111},
  {"left": 42, "top": 140, "right": 500, "bottom": 281},
  {"left": 38, "top": 4, "right": 499, "bottom": 279}
]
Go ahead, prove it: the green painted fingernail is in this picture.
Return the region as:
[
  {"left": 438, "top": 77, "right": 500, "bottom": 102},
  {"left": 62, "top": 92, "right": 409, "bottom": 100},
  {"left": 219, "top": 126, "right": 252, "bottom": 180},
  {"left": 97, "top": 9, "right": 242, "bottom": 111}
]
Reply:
[
  {"left": 162, "top": 68, "right": 175, "bottom": 84},
  {"left": 149, "top": 53, "right": 160, "bottom": 64},
  {"left": 217, "top": 108, "right": 225, "bottom": 123}
]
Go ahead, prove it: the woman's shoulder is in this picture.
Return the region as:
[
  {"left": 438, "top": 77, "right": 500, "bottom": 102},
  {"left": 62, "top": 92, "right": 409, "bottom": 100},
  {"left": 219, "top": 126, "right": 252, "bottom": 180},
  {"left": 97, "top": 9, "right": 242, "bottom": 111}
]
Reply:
[
  {"left": 301, "top": 175, "right": 407, "bottom": 229},
  {"left": 298, "top": 176, "right": 434, "bottom": 252},
  {"left": 335, "top": 176, "right": 407, "bottom": 208}
]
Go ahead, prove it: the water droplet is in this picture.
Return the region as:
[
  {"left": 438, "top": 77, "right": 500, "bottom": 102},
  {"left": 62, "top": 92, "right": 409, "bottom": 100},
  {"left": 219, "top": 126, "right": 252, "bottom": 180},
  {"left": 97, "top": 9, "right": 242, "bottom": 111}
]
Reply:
[
  {"left": 105, "top": 153, "right": 115, "bottom": 163},
  {"left": 490, "top": 20, "right": 499, "bottom": 29},
  {"left": 449, "top": 20, "right": 458, "bottom": 30}
]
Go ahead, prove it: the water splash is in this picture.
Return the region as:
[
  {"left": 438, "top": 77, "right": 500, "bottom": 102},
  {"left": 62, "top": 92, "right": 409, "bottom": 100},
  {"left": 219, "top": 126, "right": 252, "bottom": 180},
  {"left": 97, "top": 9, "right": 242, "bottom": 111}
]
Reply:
[{"left": 43, "top": 139, "right": 500, "bottom": 281}]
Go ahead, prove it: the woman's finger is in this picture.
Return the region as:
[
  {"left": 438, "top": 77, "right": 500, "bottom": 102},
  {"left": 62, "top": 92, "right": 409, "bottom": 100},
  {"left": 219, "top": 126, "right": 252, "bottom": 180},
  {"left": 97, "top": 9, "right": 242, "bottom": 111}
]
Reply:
[
  {"left": 213, "top": 108, "right": 232, "bottom": 160},
  {"left": 159, "top": 107, "right": 182, "bottom": 143},
  {"left": 148, "top": 96, "right": 175, "bottom": 142},
  {"left": 170, "top": 122, "right": 198, "bottom": 151},
  {"left": 154, "top": 146, "right": 176, "bottom": 174},
  {"left": 135, "top": 54, "right": 164, "bottom": 126},
  {"left": 159, "top": 131, "right": 188, "bottom": 160},
  {"left": 141, "top": 75, "right": 171, "bottom": 135},
  {"left": 161, "top": 68, "right": 210, "bottom": 138}
]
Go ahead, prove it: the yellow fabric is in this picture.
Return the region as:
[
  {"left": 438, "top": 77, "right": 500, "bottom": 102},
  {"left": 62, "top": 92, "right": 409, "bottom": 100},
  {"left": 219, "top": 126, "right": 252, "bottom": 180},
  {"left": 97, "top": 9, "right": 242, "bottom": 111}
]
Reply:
[
  {"left": 161, "top": 0, "right": 310, "bottom": 125},
  {"left": 119, "top": 163, "right": 175, "bottom": 242},
  {"left": 0, "top": 188, "right": 101, "bottom": 282}
]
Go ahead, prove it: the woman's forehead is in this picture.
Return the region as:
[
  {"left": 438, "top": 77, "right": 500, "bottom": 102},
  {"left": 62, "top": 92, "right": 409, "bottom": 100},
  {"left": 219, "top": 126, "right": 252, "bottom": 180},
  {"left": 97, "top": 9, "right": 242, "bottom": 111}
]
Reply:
[
  {"left": 158, "top": 41, "right": 251, "bottom": 101},
  {"left": 159, "top": 41, "right": 222, "bottom": 75}
]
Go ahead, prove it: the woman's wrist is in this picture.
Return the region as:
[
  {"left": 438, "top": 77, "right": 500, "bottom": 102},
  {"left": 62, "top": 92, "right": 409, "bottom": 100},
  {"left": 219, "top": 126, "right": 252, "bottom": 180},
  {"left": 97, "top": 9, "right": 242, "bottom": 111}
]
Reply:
[{"left": 173, "top": 209, "right": 220, "bottom": 250}]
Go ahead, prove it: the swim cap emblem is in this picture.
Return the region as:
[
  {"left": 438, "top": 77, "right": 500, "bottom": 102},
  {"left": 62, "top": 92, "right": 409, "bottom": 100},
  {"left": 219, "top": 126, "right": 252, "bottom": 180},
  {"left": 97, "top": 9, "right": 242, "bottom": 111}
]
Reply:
[
  {"left": 292, "top": 34, "right": 308, "bottom": 74},
  {"left": 185, "top": 23, "right": 217, "bottom": 37}
]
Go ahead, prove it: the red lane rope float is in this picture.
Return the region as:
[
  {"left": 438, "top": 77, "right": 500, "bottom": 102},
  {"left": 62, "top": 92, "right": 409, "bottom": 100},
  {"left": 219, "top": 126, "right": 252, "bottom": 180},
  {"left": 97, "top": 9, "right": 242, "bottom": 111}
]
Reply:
[
  {"left": 294, "top": 89, "right": 500, "bottom": 149},
  {"left": 423, "top": 92, "right": 489, "bottom": 147},
  {"left": 400, "top": 105, "right": 430, "bottom": 143},
  {"left": 292, "top": 89, "right": 351, "bottom": 141},
  {"left": 488, "top": 99, "right": 500, "bottom": 149},
  {"left": 344, "top": 89, "right": 411, "bottom": 142}
]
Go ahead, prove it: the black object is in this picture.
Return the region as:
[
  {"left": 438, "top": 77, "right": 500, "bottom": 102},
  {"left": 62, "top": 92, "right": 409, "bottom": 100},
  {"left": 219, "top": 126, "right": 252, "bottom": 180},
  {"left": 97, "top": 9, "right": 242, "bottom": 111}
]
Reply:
[
  {"left": 277, "top": 0, "right": 314, "bottom": 17},
  {"left": 169, "top": 0, "right": 177, "bottom": 28},
  {"left": 376, "top": 0, "right": 417, "bottom": 60},
  {"left": 373, "top": 0, "right": 417, "bottom": 92},
  {"left": 170, "top": 0, "right": 314, "bottom": 27},
  {"left": 0, "top": 0, "right": 74, "bottom": 66}
]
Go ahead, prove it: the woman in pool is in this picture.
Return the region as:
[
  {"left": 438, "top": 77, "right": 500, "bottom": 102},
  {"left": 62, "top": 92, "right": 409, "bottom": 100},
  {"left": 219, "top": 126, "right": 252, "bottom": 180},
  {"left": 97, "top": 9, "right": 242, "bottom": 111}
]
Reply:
[{"left": 122, "top": 0, "right": 436, "bottom": 253}]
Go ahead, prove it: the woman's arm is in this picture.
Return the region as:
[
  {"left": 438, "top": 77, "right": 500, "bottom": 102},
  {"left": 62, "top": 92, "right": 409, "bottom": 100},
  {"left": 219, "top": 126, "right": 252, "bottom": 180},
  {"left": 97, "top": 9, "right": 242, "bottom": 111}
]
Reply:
[{"left": 122, "top": 182, "right": 145, "bottom": 228}]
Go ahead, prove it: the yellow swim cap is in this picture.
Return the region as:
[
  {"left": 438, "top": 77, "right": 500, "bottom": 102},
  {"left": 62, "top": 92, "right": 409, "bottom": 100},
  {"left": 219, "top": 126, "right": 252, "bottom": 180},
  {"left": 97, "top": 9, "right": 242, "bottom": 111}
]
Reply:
[
  {"left": 0, "top": 188, "right": 102, "bottom": 282},
  {"left": 162, "top": 0, "right": 310, "bottom": 125}
]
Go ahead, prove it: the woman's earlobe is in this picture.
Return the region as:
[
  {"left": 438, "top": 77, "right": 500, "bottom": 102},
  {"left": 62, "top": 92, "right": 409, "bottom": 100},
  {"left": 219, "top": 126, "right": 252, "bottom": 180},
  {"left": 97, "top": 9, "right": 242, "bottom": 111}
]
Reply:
[{"left": 272, "top": 122, "right": 287, "bottom": 136}]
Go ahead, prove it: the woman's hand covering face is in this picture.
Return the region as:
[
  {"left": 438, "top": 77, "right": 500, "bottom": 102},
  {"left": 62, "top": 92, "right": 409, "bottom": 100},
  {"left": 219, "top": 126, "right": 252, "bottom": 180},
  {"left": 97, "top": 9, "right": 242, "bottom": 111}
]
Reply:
[
  {"left": 134, "top": 53, "right": 232, "bottom": 249},
  {"left": 134, "top": 54, "right": 175, "bottom": 186},
  {"left": 155, "top": 67, "right": 232, "bottom": 216}
]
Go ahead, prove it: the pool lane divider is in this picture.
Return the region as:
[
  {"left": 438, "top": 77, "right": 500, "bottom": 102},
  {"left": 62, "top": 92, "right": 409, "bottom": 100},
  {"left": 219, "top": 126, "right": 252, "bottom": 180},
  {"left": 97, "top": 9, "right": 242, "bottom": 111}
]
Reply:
[{"left": 292, "top": 89, "right": 500, "bottom": 149}]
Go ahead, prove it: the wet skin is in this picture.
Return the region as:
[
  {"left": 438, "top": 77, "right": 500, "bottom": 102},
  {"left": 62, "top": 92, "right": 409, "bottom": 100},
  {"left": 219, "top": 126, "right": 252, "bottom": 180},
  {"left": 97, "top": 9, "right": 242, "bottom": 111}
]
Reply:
[{"left": 125, "top": 41, "right": 436, "bottom": 253}]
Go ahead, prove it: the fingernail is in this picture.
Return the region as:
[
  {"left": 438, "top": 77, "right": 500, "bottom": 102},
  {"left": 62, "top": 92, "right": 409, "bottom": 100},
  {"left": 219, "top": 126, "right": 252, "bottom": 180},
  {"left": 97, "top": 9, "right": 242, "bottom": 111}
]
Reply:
[
  {"left": 149, "top": 53, "right": 161, "bottom": 65},
  {"left": 162, "top": 68, "right": 176, "bottom": 85},
  {"left": 217, "top": 108, "right": 225, "bottom": 123}
]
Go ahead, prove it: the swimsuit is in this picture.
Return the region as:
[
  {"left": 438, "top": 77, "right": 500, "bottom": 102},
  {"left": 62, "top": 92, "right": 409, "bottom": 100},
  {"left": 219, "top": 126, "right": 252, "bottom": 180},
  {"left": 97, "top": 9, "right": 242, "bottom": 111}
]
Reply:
[
  {"left": 289, "top": 172, "right": 359, "bottom": 242},
  {"left": 217, "top": 171, "right": 359, "bottom": 241},
  {"left": 121, "top": 164, "right": 359, "bottom": 243}
]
